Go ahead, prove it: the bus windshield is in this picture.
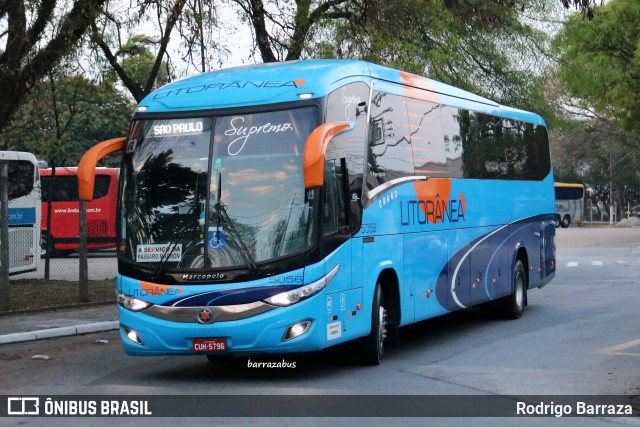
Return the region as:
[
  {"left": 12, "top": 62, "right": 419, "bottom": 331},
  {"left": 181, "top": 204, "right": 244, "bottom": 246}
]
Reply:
[{"left": 120, "top": 107, "right": 318, "bottom": 271}]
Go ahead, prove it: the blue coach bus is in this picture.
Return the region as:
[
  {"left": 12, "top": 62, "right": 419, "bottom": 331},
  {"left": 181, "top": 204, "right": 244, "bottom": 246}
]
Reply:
[{"left": 78, "top": 60, "right": 556, "bottom": 364}]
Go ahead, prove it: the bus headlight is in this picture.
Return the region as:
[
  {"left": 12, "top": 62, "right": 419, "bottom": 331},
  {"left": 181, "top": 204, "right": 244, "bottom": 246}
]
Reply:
[
  {"left": 116, "top": 291, "right": 153, "bottom": 312},
  {"left": 263, "top": 264, "right": 340, "bottom": 307}
]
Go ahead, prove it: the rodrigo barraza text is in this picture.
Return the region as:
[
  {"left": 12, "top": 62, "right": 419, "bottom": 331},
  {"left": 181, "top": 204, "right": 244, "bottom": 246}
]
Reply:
[{"left": 516, "top": 401, "right": 632, "bottom": 417}]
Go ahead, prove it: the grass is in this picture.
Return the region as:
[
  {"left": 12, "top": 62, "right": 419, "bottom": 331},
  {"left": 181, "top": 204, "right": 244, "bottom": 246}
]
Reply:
[{"left": 0, "top": 279, "right": 115, "bottom": 313}]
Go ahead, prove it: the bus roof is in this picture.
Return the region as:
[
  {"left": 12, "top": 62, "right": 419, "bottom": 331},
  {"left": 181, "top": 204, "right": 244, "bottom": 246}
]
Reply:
[
  {"left": 136, "top": 60, "right": 545, "bottom": 125},
  {"left": 0, "top": 151, "right": 38, "bottom": 163},
  {"left": 554, "top": 182, "right": 585, "bottom": 188}
]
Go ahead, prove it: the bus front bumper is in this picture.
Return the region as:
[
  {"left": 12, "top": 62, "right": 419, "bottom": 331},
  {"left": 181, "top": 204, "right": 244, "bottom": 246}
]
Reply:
[{"left": 116, "top": 297, "right": 328, "bottom": 356}]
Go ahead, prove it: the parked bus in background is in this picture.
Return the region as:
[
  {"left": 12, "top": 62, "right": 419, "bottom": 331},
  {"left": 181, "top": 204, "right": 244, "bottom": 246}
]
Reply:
[
  {"left": 0, "top": 151, "right": 41, "bottom": 275},
  {"left": 78, "top": 60, "right": 556, "bottom": 364},
  {"left": 554, "top": 182, "right": 585, "bottom": 228},
  {"left": 40, "top": 167, "right": 119, "bottom": 257}
]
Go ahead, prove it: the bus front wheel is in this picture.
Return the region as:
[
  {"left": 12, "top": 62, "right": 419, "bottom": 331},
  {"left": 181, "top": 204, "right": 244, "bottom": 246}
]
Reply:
[
  {"left": 560, "top": 215, "right": 571, "bottom": 228},
  {"left": 359, "top": 283, "right": 387, "bottom": 365}
]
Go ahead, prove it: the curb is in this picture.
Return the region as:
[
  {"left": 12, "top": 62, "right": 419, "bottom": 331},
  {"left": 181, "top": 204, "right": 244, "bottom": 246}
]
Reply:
[
  {"left": 0, "top": 300, "right": 114, "bottom": 318},
  {"left": 0, "top": 321, "right": 119, "bottom": 345}
]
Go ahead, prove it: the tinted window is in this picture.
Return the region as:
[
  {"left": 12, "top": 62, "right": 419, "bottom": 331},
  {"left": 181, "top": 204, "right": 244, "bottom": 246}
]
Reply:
[
  {"left": 121, "top": 108, "right": 318, "bottom": 269},
  {"left": 555, "top": 186, "right": 584, "bottom": 200},
  {"left": 436, "top": 107, "right": 551, "bottom": 180},
  {"left": 325, "top": 82, "right": 369, "bottom": 231},
  {"left": 367, "top": 91, "right": 413, "bottom": 190},
  {"left": 42, "top": 175, "right": 111, "bottom": 201},
  {"left": 406, "top": 99, "right": 446, "bottom": 175},
  {"left": 459, "top": 112, "right": 551, "bottom": 180},
  {"left": 8, "top": 161, "right": 35, "bottom": 200},
  {"left": 440, "top": 106, "right": 465, "bottom": 179}
]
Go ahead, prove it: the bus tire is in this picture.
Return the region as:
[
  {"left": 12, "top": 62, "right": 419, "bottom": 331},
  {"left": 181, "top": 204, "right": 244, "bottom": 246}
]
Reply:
[
  {"left": 554, "top": 215, "right": 561, "bottom": 228},
  {"left": 560, "top": 215, "right": 571, "bottom": 228},
  {"left": 499, "top": 260, "right": 526, "bottom": 319},
  {"left": 359, "top": 283, "right": 387, "bottom": 365},
  {"left": 43, "top": 233, "right": 62, "bottom": 258}
]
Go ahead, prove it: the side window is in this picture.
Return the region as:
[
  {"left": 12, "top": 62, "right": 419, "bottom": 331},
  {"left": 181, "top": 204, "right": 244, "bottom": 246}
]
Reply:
[
  {"left": 94, "top": 175, "right": 111, "bottom": 199},
  {"left": 8, "top": 161, "right": 34, "bottom": 200},
  {"left": 323, "top": 159, "right": 348, "bottom": 235},
  {"left": 405, "top": 99, "right": 446, "bottom": 176},
  {"left": 521, "top": 122, "right": 551, "bottom": 180},
  {"left": 440, "top": 106, "right": 464, "bottom": 178},
  {"left": 555, "top": 186, "right": 583, "bottom": 200},
  {"left": 445, "top": 108, "right": 550, "bottom": 181},
  {"left": 42, "top": 176, "right": 80, "bottom": 201},
  {"left": 325, "top": 82, "right": 369, "bottom": 231},
  {"left": 459, "top": 112, "right": 551, "bottom": 180},
  {"left": 367, "top": 91, "right": 413, "bottom": 191},
  {"left": 460, "top": 111, "right": 499, "bottom": 179}
]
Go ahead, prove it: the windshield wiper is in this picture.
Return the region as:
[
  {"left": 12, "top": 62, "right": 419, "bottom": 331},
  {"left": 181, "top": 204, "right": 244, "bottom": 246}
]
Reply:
[
  {"left": 152, "top": 172, "right": 205, "bottom": 280},
  {"left": 214, "top": 172, "right": 261, "bottom": 276},
  {"left": 151, "top": 216, "right": 200, "bottom": 280}
]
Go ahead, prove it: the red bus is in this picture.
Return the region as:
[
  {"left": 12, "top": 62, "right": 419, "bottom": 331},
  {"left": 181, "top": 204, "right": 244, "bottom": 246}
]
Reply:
[{"left": 40, "top": 167, "right": 119, "bottom": 257}]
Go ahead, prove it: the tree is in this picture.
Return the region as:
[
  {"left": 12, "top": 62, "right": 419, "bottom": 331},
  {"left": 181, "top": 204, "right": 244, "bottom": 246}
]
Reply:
[
  {"left": 88, "top": 0, "right": 223, "bottom": 102},
  {"left": 550, "top": 119, "right": 640, "bottom": 219},
  {"left": 554, "top": 0, "right": 640, "bottom": 138},
  {"left": 107, "top": 35, "right": 171, "bottom": 94},
  {"left": 89, "top": 0, "right": 187, "bottom": 102},
  {"left": 560, "top": 0, "right": 603, "bottom": 19},
  {"left": 0, "top": 73, "right": 133, "bottom": 167},
  {"left": 0, "top": 0, "right": 107, "bottom": 132},
  {"left": 226, "top": 0, "right": 558, "bottom": 112}
]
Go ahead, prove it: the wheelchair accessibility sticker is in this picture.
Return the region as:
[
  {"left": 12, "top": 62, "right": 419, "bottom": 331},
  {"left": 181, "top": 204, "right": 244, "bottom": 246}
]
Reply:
[{"left": 208, "top": 227, "right": 226, "bottom": 249}]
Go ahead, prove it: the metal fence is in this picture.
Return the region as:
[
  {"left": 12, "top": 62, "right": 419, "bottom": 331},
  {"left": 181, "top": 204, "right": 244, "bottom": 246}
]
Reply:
[{"left": 1, "top": 165, "right": 116, "bottom": 311}]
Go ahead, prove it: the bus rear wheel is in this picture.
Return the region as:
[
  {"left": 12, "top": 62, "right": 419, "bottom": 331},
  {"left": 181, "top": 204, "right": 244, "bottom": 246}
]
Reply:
[
  {"left": 498, "top": 260, "right": 526, "bottom": 319},
  {"left": 560, "top": 215, "right": 571, "bottom": 228},
  {"left": 359, "top": 283, "right": 387, "bottom": 365}
]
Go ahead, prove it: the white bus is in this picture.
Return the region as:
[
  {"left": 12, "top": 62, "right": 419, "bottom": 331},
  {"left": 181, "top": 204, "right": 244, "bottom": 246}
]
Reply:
[
  {"left": 0, "top": 151, "right": 41, "bottom": 275},
  {"left": 554, "top": 182, "right": 585, "bottom": 228}
]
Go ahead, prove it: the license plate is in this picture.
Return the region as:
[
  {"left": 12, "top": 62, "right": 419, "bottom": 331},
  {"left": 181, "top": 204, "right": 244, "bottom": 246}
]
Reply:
[{"left": 192, "top": 338, "right": 227, "bottom": 352}]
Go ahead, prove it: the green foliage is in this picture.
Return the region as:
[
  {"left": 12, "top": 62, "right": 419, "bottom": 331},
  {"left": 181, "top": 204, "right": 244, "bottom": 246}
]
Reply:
[
  {"left": 554, "top": 0, "right": 640, "bottom": 138},
  {"left": 550, "top": 119, "right": 640, "bottom": 213},
  {"left": 0, "top": 0, "right": 108, "bottom": 132},
  {"left": 552, "top": 0, "right": 640, "bottom": 215},
  {"left": 0, "top": 75, "right": 134, "bottom": 167},
  {"left": 307, "top": 0, "right": 555, "bottom": 115},
  {"left": 115, "top": 37, "right": 171, "bottom": 95}
]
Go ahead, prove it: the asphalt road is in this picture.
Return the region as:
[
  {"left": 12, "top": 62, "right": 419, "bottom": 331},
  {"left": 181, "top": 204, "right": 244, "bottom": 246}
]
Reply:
[{"left": 1, "top": 226, "right": 639, "bottom": 426}]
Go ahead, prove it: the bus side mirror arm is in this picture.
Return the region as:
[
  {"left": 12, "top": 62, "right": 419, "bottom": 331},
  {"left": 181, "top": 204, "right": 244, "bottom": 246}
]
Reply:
[
  {"left": 303, "top": 122, "right": 352, "bottom": 189},
  {"left": 78, "top": 137, "right": 125, "bottom": 201}
]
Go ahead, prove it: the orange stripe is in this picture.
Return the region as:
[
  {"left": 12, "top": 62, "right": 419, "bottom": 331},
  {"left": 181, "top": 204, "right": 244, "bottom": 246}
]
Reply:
[
  {"left": 401, "top": 71, "right": 440, "bottom": 103},
  {"left": 413, "top": 179, "right": 452, "bottom": 225}
]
